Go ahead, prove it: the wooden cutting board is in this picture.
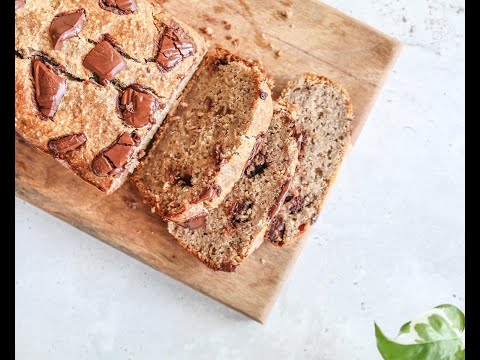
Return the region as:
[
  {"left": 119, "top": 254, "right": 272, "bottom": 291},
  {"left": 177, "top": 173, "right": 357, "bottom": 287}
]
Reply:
[{"left": 15, "top": 0, "right": 401, "bottom": 323}]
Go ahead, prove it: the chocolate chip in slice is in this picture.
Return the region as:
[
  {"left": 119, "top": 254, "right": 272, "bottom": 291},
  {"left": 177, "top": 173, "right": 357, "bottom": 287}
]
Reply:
[
  {"left": 100, "top": 0, "right": 137, "bottom": 14},
  {"left": 32, "top": 59, "right": 67, "bottom": 119},
  {"left": 48, "top": 133, "right": 87, "bottom": 156},
  {"left": 268, "top": 215, "right": 285, "bottom": 244},
  {"left": 259, "top": 90, "right": 268, "bottom": 100},
  {"left": 83, "top": 41, "right": 126, "bottom": 84},
  {"left": 156, "top": 21, "right": 196, "bottom": 72},
  {"left": 15, "top": 0, "right": 26, "bottom": 10},
  {"left": 119, "top": 87, "right": 158, "bottom": 128},
  {"left": 92, "top": 131, "right": 139, "bottom": 177},
  {"left": 243, "top": 133, "right": 266, "bottom": 175},
  {"left": 194, "top": 184, "right": 221, "bottom": 204},
  {"left": 49, "top": 11, "right": 85, "bottom": 50},
  {"left": 181, "top": 213, "right": 207, "bottom": 230},
  {"left": 268, "top": 180, "right": 292, "bottom": 218}
]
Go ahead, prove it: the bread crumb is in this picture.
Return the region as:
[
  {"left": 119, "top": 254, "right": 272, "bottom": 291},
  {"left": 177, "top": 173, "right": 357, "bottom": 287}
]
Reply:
[
  {"left": 275, "top": 50, "right": 283, "bottom": 59},
  {"left": 180, "top": 101, "right": 189, "bottom": 107},
  {"left": 151, "top": 207, "right": 156, "bottom": 213},
  {"left": 232, "top": 38, "right": 240, "bottom": 46},
  {"left": 290, "top": 24, "right": 295, "bottom": 29},
  {"left": 226, "top": 35, "right": 232, "bottom": 40},
  {"left": 260, "top": 258, "right": 266, "bottom": 264},
  {"left": 200, "top": 27, "right": 213, "bottom": 35}
]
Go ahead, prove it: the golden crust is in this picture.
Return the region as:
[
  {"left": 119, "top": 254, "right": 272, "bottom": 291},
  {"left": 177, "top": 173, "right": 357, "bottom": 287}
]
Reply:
[{"left": 15, "top": 1, "right": 208, "bottom": 193}]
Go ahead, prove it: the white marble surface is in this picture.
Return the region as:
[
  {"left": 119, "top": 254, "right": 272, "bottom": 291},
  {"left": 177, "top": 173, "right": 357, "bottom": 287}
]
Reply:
[{"left": 15, "top": 0, "right": 465, "bottom": 359}]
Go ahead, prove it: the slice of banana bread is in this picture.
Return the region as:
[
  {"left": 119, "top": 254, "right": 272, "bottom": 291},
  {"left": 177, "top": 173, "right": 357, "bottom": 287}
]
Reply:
[
  {"left": 167, "top": 100, "right": 299, "bottom": 271},
  {"left": 15, "top": 0, "right": 208, "bottom": 193},
  {"left": 132, "top": 47, "right": 274, "bottom": 223},
  {"left": 267, "top": 74, "right": 353, "bottom": 247}
]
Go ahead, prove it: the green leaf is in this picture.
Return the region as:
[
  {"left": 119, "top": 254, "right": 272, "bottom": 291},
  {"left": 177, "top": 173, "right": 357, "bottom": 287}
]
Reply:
[{"left": 375, "top": 304, "right": 465, "bottom": 360}]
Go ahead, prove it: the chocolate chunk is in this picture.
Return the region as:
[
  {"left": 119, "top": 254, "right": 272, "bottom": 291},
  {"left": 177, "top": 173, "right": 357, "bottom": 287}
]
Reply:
[
  {"left": 181, "top": 214, "right": 207, "bottom": 230},
  {"left": 92, "top": 155, "right": 113, "bottom": 177},
  {"left": 259, "top": 90, "right": 268, "bottom": 100},
  {"left": 156, "top": 21, "right": 196, "bottom": 72},
  {"left": 298, "top": 130, "right": 308, "bottom": 161},
  {"left": 267, "top": 216, "right": 285, "bottom": 243},
  {"left": 204, "top": 97, "right": 213, "bottom": 112},
  {"left": 243, "top": 133, "right": 266, "bottom": 174},
  {"left": 83, "top": 41, "right": 126, "bottom": 84},
  {"left": 244, "top": 152, "right": 268, "bottom": 179},
  {"left": 119, "top": 87, "right": 158, "bottom": 128},
  {"left": 269, "top": 180, "right": 292, "bottom": 218},
  {"left": 100, "top": 0, "right": 137, "bottom": 13},
  {"left": 229, "top": 199, "right": 254, "bottom": 225},
  {"left": 288, "top": 196, "right": 304, "bottom": 215},
  {"left": 103, "top": 144, "right": 131, "bottom": 168},
  {"left": 32, "top": 59, "right": 67, "bottom": 119},
  {"left": 92, "top": 132, "right": 139, "bottom": 177},
  {"left": 48, "top": 133, "right": 87, "bottom": 156},
  {"left": 15, "top": 0, "right": 26, "bottom": 10},
  {"left": 49, "top": 11, "right": 85, "bottom": 50},
  {"left": 195, "top": 184, "right": 221, "bottom": 203}
]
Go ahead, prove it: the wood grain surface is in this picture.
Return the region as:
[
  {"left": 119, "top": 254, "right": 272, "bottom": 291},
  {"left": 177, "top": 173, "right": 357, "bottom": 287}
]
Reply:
[{"left": 15, "top": 0, "right": 401, "bottom": 323}]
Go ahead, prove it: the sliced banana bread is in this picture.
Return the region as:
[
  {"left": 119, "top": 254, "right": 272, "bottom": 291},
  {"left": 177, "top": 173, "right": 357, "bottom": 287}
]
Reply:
[
  {"left": 132, "top": 47, "right": 274, "bottom": 223},
  {"left": 15, "top": 0, "right": 208, "bottom": 193},
  {"left": 267, "top": 74, "right": 353, "bottom": 247},
  {"left": 167, "top": 100, "right": 299, "bottom": 271}
]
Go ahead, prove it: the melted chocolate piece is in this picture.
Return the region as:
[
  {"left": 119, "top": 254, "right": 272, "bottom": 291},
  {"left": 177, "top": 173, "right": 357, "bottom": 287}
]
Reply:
[
  {"left": 92, "top": 132, "right": 139, "bottom": 177},
  {"left": 195, "top": 185, "right": 217, "bottom": 203},
  {"left": 243, "top": 134, "right": 266, "bottom": 174},
  {"left": 268, "top": 180, "right": 292, "bottom": 218},
  {"left": 119, "top": 87, "right": 158, "bottom": 127},
  {"left": 32, "top": 59, "right": 67, "bottom": 119},
  {"left": 49, "top": 11, "right": 85, "bottom": 50},
  {"left": 156, "top": 21, "right": 196, "bottom": 72},
  {"left": 100, "top": 0, "right": 137, "bottom": 13},
  {"left": 229, "top": 199, "right": 254, "bottom": 225},
  {"left": 48, "top": 133, "right": 87, "bottom": 156},
  {"left": 181, "top": 214, "right": 207, "bottom": 230},
  {"left": 268, "top": 216, "right": 285, "bottom": 244},
  {"left": 15, "top": 0, "right": 26, "bottom": 10},
  {"left": 259, "top": 90, "right": 268, "bottom": 100},
  {"left": 83, "top": 41, "right": 126, "bottom": 84},
  {"left": 288, "top": 195, "right": 304, "bottom": 215},
  {"left": 244, "top": 152, "right": 268, "bottom": 179}
]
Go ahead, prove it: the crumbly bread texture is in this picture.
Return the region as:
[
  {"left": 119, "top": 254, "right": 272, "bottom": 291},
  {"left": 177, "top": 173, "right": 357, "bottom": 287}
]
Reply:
[
  {"left": 132, "top": 47, "right": 274, "bottom": 223},
  {"left": 267, "top": 74, "right": 353, "bottom": 247},
  {"left": 15, "top": 0, "right": 208, "bottom": 193},
  {"left": 168, "top": 100, "right": 299, "bottom": 271}
]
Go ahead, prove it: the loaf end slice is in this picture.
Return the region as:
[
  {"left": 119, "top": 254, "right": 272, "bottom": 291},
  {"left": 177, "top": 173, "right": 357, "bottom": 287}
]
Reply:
[
  {"left": 132, "top": 46, "right": 274, "bottom": 223},
  {"left": 15, "top": 1, "right": 208, "bottom": 194},
  {"left": 168, "top": 100, "right": 299, "bottom": 271},
  {"left": 267, "top": 74, "right": 353, "bottom": 247}
]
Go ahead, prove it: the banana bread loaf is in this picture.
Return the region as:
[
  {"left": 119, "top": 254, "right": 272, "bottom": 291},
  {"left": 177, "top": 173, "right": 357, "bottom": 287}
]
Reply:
[
  {"left": 168, "top": 100, "right": 299, "bottom": 271},
  {"left": 267, "top": 74, "right": 353, "bottom": 247},
  {"left": 15, "top": 0, "right": 208, "bottom": 193},
  {"left": 132, "top": 47, "right": 274, "bottom": 223}
]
